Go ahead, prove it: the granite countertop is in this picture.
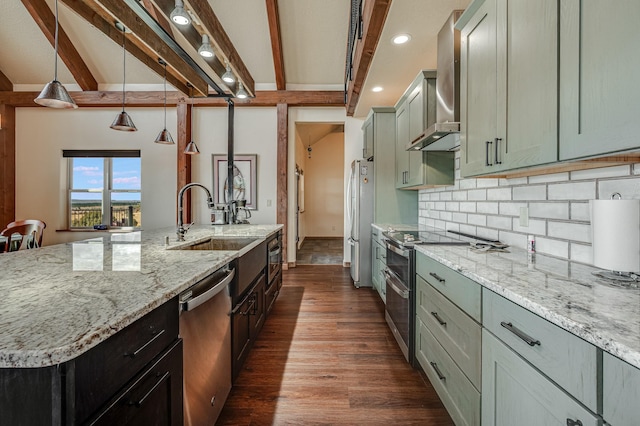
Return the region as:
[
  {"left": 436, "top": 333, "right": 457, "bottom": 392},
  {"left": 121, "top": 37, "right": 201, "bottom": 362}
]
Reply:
[
  {"left": 372, "top": 223, "right": 418, "bottom": 233},
  {"left": 0, "top": 224, "right": 282, "bottom": 368},
  {"left": 415, "top": 244, "right": 640, "bottom": 369}
]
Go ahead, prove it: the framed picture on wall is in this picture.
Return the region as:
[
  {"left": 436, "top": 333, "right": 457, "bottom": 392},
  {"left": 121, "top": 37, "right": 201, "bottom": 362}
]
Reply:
[{"left": 212, "top": 154, "right": 257, "bottom": 209}]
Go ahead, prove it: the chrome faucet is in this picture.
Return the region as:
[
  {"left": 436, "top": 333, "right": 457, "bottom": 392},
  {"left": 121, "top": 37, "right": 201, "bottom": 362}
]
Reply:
[{"left": 177, "top": 183, "right": 215, "bottom": 241}]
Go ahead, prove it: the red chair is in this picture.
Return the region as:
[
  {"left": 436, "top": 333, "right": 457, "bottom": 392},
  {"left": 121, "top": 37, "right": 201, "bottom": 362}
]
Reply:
[{"left": 1, "top": 220, "right": 47, "bottom": 253}]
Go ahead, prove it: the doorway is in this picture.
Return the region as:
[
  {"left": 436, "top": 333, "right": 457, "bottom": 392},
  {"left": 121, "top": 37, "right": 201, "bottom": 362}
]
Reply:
[{"left": 294, "top": 122, "right": 345, "bottom": 265}]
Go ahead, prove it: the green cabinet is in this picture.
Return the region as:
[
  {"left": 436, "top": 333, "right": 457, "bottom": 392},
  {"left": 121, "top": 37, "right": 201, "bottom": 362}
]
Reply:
[
  {"left": 458, "top": 0, "right": 558, "bottom": 177},
  {"left": 371, "top": 227, "right": 386, "bottom": 303},
  {"left": 603, "top": 352, "right": 640, "bottom": 425},
  {"left": 395, "top": 71, "right": 454, "bottom": 189},
  {"left": 362, "top": 113, "right": 374, "bottom": 159},
  {"left": 559, "top": 0, "right": 640, "bottom": 160},
  {"left": 482, "top": 330, "right": 599, "bottom": 426}
]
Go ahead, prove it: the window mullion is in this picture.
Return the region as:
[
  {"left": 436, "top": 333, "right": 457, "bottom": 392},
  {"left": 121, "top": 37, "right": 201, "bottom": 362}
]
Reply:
[{"left": 104, "top": 158, "right": 111, "bottom": 226}]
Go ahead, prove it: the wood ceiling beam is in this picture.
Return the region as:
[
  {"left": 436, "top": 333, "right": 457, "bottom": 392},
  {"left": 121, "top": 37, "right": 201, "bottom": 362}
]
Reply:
[
  {"left": 0, "top": 90, "right": 344, "bottom": 107},
  {"left": 21, "top": 0, "right": 98, "bottom": 91},
  {"left": 0, "top": 70, "right": 12, "bottom": 91},
  {"left": 345, "top": 0, "right": 392, "bottom": 116},
  {"left": 60, "top": 0, "right": 191, "bottom": 95},
  {"left": 266, "top": 0, "right": 286, "bottom": 90},
  {"left": 140, "top": 0, "right": 174, "bottom": 37},
  {"left": 185, "top": 0, "right": 255, "bottom": 97}
]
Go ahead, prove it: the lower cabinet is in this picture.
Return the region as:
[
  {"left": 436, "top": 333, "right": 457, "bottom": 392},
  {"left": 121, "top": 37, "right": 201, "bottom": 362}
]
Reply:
[
  {"left": 371, "top": 229, "right": 387, "bottom": 303},
  {"left": 482, "top": 330, "right": 599, "bottom": 426},
  {"left": 603, "top": 352, "right": 640, "bottom": 425},
  {"left": 232, "top": 272, "right": 266, "bottom": 381}
]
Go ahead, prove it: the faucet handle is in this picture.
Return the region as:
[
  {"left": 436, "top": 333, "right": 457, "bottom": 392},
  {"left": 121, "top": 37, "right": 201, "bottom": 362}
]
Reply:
[{"left": 184, "top": 222, "right": 194, "bottom": 231}]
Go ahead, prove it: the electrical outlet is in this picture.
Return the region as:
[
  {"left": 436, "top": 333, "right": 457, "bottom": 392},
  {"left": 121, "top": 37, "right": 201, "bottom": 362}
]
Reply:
[
  {"left": 519, "top": 207, "right": 529, "bottom": 227},
  {"left": 266, "top": 199, "right": 272, "bottom": 207}
]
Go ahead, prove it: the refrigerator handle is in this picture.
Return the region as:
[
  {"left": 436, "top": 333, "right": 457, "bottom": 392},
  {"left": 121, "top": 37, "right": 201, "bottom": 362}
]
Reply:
[
  {"left": 347, "top": 237, "right": 356, "bottom": 246},
  {"left": 346, "top": 164, "right": 354, "bottom": 236}
]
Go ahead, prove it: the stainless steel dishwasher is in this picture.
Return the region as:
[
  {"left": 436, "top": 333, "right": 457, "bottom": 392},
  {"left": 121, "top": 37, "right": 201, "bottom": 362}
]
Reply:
[{"left": 179, "top": 264, "right": 235, "bottom": 425}]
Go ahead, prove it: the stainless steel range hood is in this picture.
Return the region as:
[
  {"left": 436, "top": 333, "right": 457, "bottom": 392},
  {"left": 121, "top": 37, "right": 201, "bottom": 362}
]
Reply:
[{"left": 407, "top": 10, "right": 463, "bottom": 152}]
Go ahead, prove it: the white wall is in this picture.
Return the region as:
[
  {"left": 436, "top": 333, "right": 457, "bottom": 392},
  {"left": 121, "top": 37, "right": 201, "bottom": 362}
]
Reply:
[
  {"left": 287, "top": 107, "right": 364, "bottom": 264},
  {"left": 295, "top": 135, "right": 307, "bottom": 247},
  {"left": 189, "top": 107, "right": 278, "bottom": 225},
  {"left": 15, "top": 107, "right": 177, "bottom": 245},
  {"left": 304, "top": 132, "right": 344, "bottom": 237}
]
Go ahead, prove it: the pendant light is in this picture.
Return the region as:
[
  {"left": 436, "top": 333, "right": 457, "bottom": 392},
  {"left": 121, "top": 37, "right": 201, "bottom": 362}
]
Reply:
[
  {"left": 198, "top": 34, "right": 214, "bottom": 58},
  {"left": 236, "top": 82, "right": 248, "bottom": 99},
  {"left": 222, "top": 62, "right": 235, "bottom": 84},
  {"left": 184, "top": 87, "right": 200, "bottom": 155},
  {"left": 34, "top": 0, "right": 77, "bottom": 109},
  {"left": 154, "top": 59, "right": 174, "bottom": 144},
  {"left": 170, "top": 0, "right": 191, "bottom": 26},
  {"left": 111, "top": 23, "right": 137, "bottom": 132}
]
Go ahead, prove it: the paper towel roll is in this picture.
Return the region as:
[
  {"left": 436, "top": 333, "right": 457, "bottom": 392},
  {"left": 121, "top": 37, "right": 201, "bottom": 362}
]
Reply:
[{"left": 590, "top": 199, "right": 640, "bottom": 273}]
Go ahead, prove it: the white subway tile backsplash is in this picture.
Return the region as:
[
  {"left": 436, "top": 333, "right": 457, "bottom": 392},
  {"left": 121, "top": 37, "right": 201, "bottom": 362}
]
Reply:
[
  {"left": 453, "top": 191, "right": 468, "bottom": 201},
  {"left": 435, "top": 202, "right": 446, "bottom": 210},
  {"left": 634, "top": 164, "right": 640, "bottom": 175},
  {"left": 513, "top": 185, "right": 546, "bottom": 200},
  {"left": 548, "top": 181, "right": 596, "bottom": 200},
  {"left": 459, "top": 179, "right": 477, "bottom": 189},
  {"left": 529, "top": 202, "right": 569, "bottom": 220},
  {"left": 445, "top": 222, "right": 460, "bottom": 232},
  {"left": 460, "top": 202, "right": 477, "bottom": 213},
  {"left": 434, "top": 219, "right": 447, "bottom": 229},
  {"left": 570, "top": 165, "right": 631, "bottom": 180},
  {"left": 468, "top": 214, "right": 487, "bottom": 226},
  {"left": 440, "top": 211, "right": 453, "bottom": 221},
  {"left": 477, "top": 202, "right": 499, "bottom": 214},
  {"left": 440, "top": 191, "right": 452, "bottom": 201},
  {"left": 476, "top": 227, "right": 499, "bottom": 241},
  {"left": 570, "top": 243, "right": 593, "bottom": 264},
  {"left": 445, "top": 201, "right": 460, "bottom": 211},
  {"left": 459, "top": 224, "right": 477, "bottom": 236},
  {"left": 535, "top": 237, "right": 569, "bottom": 259},
  {"left": 468, "top": 189, "right": 487, "bottom": 200},
  {"left": 500, "top": 177, "right": 528, "bottom": 186},
  {"left": 599, "top": 178, "right": 640, "bottom": 199},
  {"left": 476, "top": 178, "right": 500, "bottom": 188},
  {"left": 570, "top": 202, "right": 591, "bottom": 221},
  {"left": 512, "top": 218, "right": 546, "bottom": 235},
  {"left": 528, "top": 172, "right": 569, "bottom": 184},
  {"left": 548, "top": 222, "right": 591, "bottom": 243},
  {"left": 487, "top": 215, "right": 512, "bottom": 230},
  {"left": 487, "top": 187, "right": 512, "bottom": 200},
  {"left": 499, "top": 202, "right": 527, "bottom": 217},
  {"left": 498, "top": 231, "right": 527, "bottom": 249},
  {"left": 452, "top": 212, "right": 468, "bottom": 223}
]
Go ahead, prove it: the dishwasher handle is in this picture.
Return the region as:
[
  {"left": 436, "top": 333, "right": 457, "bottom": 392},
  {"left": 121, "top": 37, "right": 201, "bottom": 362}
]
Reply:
[{"left": 181, "top": 268, "right": 235, "bottom": 312}]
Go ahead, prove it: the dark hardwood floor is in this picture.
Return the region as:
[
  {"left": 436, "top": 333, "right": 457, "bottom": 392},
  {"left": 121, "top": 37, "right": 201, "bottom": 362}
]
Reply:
[
  {"left": 296, "top": 238, "right": 343, "bottom": 265},
  {"left": 217, "top": 265, "right": 453, "bottom": 425}
]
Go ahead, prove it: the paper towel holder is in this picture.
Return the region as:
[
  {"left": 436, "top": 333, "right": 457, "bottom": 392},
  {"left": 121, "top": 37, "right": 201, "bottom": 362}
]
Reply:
[{"left": 591, "top": 192, "right": 640, "bottom": 284}]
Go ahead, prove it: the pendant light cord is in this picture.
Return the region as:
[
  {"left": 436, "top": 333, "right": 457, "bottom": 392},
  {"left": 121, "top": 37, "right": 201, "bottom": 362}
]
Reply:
[
  {"left": 190, "top": 86, "right": 194, "bottom": 140},
  {"left": 163, "top": 62, "right": 167, "bottom": 129},
  {"left": 53, "top": 0, "right": 59, "bottom": 80},
  {"left": 121, "top": 30, "right": 126, "bottom": 113}
]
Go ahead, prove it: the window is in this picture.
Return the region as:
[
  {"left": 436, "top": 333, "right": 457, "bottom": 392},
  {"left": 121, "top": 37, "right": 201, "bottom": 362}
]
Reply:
[{"left": 64, "top": 150, "right": 141, "bottom": 229}]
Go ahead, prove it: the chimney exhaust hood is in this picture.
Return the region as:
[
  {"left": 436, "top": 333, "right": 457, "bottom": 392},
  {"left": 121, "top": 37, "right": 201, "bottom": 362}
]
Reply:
[{"left": 407, "top": 10, "right": 463, "bottom": 152}]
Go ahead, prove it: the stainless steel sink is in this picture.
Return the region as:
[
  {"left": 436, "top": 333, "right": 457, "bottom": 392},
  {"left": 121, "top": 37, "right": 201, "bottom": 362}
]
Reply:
[{"left": 175, "top": 237, "right": 260, "bottom": 251}]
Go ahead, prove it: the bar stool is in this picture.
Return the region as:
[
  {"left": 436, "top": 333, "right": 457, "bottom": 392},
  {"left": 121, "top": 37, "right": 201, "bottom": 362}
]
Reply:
[{"left": 0, "top": 220, "right": 47, "bottom": 253}]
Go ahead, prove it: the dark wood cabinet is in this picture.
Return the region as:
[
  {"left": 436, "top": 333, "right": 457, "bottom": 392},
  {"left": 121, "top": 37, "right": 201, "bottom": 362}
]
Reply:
[{"left": 232, "top": 273, "right": 266, "bottom": 381}]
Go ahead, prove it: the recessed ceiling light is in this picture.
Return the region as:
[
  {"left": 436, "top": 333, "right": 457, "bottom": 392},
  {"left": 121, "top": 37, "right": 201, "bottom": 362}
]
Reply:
[
  {"left": 392, "top": 34, "right": 411, "bottom": 45},
  {"left": 372, "top": 86, "right": 384, "bottom": 92}
]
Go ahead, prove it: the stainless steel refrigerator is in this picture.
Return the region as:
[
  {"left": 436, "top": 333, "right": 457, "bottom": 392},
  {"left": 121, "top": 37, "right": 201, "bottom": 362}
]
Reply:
[{"left": 347, "top": 159, "right": 374, "bottom": 288}]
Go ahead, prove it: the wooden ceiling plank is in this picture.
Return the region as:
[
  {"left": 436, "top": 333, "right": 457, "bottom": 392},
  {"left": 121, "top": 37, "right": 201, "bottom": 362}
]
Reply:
[
  {"left": 0, "top": 90, "right": 344, "bottom": 107},
  {"left": 21, "top": 0, "right": 98, "bottom": 91},
  {"left": 140, "top": 0, "right": 175, "bottom": 38},
  {"left": 266, "top": 0, "right": 286, "bottom": 90},
  {"left": 60, "top": 0, "right": 191, "bottom": 95},
  {"left": 184, "top": 0, "right": 256, "bottom": 96},
  {"left": 0, "top": 70, "right": 12, "bottom": 91},
  {"left": 345, "top": 0, "right": 392, "bottom": 116}
]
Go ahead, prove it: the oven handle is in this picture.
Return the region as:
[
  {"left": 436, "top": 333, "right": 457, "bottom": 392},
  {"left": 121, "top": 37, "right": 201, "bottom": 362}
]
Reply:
[
  {"left": 181, "top": 268, "right": 235, "bottom": 312},
  {"left": 383, "top": 269, "right": 409, "bottom": 299},
  {"left": 385, "top": 241, "right": 410, "bottom": 258},
  {"left": 269, "top": 246, "right": 281, "bottom": 257}
]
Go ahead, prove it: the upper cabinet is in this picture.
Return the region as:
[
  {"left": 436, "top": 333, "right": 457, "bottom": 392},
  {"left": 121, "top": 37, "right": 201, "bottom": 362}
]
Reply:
[
  {"left": 559, "top": 0, "right": 640, "bottom": 160},
  {"left": 458, "top": 0, "right": 558, "bottom": 177},
  {"left": 362, "top": 115, "right": 374, "bottom": 160},
  {"left": 395, "top": 71, "right": 454, "bottom": 189}
]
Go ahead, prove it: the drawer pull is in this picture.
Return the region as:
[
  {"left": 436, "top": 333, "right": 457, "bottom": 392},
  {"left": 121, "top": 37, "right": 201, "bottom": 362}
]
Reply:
[
  {"left": 566, "top": 419, "right": 583, "bottom": 426},
  {"left": 128, "top": 371, "right": 170, "bottom": 407},
  {"left": 123, "top": 329, "right": 166, "bottom": 358},
  {"left": 430, "top": 362, "right": 446, "bottom": 381},
  {"left": 431, "top": 311, "right": 447, "bottom": 326},
  {"left": 500, "top": 321, "right": 540, "bottom": 347},
  {"left": 429, "top": 272, "right": 445, "bottom": 283}
]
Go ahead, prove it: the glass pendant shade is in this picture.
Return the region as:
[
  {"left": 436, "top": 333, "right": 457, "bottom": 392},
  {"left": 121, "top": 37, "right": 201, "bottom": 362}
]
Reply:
[
  {"left": 198, "top": 34, "right": 214, "bottom": 58},
  {"left": 155, "top": 128, "right": 175, "bottom": 144},
  {"left": 170, "top": 0, "right": 191, "bottom": 25},
  {"left": 184, "top": 141, "right": 200, "bottom": 154},
  {"left": 34, "top": 0, "right": 77, "bottom": 109},
  {"left": 34, "top": 80, "right": 77, "bottom": 109},
  {"left": 111, "top": 111, "right": 137, "bottom": 131},
  {"left": 236, "top": 82, "right": 248, "bottom": 99},
  {"left": 222, "top": 63, "right": 235, "bottom": 83}
]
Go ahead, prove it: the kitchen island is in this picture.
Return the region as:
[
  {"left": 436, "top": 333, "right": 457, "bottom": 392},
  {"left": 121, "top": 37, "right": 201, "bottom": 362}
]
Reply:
[{"left": 0, "top": 224, "right": 282, "bottom": 425}]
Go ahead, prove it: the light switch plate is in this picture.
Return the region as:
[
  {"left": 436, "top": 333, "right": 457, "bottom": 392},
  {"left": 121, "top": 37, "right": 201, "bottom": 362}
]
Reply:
[{"left": 519, "top": 207, "right": 529, "bottom": 227}]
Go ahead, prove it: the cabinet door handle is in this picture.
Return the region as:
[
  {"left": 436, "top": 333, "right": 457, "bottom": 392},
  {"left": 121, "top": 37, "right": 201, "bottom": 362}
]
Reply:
[
  {"left": 429, "top": 272, "right": 445, "bottom": 283},
  {"left": 241, "top": 295, "right": 257, "bottom": 316},
  {"left": 495, "top": 138, "right": 502, "bottom": 164},
  {"left": 500, "top": 321, "right": 541, "bottom": 347},
  {"left": 431, "top": 311, "right": 447, "bottom": 326},
  {"left": 128, "top": 371, "right": 170, "bottom": 407},
  {"left": 430, "top": 362, "right": 446, "bottom": 381},
  {"left": 566, "top": 419, "right": 583, "bottom": 426},
  {"left": 123, "top": 329, "right": 166, "bottom": 359},
  {"left": 485, "top": 140, "right": 493, "bottom": 166}
]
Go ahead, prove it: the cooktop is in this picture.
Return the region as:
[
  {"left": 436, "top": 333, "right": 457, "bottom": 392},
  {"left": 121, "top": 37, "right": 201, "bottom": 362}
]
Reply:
[{"left": 383, "top": 227, "right": 508, "bottom": 249}]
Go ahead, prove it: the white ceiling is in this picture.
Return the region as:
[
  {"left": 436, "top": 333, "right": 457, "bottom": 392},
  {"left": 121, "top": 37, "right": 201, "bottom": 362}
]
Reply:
[{"left": 0, "top": 0, "right": 470, "bottom": 117}]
